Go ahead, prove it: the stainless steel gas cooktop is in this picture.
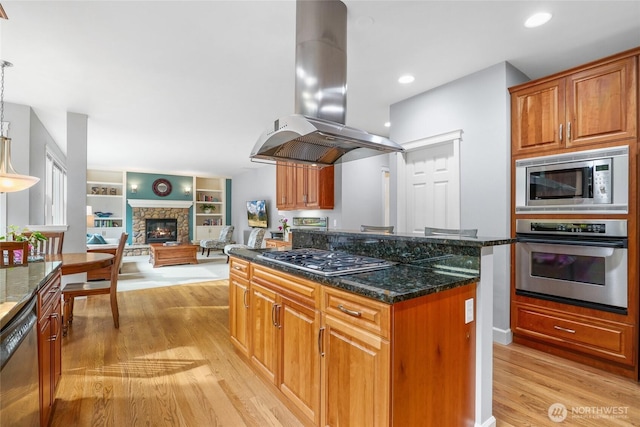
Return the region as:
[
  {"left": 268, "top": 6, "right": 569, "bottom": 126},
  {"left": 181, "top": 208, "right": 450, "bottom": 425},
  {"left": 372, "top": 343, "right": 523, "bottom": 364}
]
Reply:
[{"left": 258, "top": 248, "right": 393, "bottom": 276}]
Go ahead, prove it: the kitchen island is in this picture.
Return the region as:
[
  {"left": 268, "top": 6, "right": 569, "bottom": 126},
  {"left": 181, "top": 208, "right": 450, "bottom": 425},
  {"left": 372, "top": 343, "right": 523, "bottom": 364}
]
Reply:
[{"left": 229, "top": 229, "right": 513, "bottom": 427}]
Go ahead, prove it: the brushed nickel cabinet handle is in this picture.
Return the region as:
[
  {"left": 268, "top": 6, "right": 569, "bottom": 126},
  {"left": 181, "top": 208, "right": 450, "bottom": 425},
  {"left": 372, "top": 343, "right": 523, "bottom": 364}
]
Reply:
[
  {"left": 318, "top": 327, "right": 325, "bottom": 357},
  {"left": 559, "top": 123, "right": 563, "bottom": 141},
  {"left": 553, "top": 325, "right": 576, "bottom": 334},
  {"left": 567, "top": 122, "right": 571, "bottom": 140},
  {"left": 271, "top": 304, "right": 277, "bottom": 327},
  {"left": 337, "top": 304, "right": 362, "bottom": 317},
  {"left": 242, "top": 289, "right": 249, "bottom": 309}
]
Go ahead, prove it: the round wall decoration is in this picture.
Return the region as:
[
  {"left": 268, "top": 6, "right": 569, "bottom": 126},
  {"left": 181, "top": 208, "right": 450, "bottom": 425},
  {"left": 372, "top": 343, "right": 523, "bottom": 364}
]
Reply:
[{"left": 152, "top": 178, "right": 172, "bottom": 197}]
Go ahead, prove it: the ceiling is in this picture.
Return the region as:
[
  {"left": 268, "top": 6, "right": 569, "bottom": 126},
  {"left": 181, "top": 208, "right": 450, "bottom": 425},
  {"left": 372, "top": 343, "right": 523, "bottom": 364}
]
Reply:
[{"left": 0, "top": 1, "right": 639, "bottom": 178}]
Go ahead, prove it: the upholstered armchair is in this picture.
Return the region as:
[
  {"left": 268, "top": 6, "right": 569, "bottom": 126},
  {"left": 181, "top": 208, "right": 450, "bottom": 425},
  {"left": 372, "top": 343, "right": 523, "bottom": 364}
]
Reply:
[
  {"left": 223, "top": 228, "right": 266, "bottom": 263},
  {"left": 199, "top": 225, "right": 235, "bottom": 256}
]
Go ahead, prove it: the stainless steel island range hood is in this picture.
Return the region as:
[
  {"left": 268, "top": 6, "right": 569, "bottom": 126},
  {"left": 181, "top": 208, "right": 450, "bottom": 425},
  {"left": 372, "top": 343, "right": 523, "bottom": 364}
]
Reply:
[{"left": 250, "top": 0, "right": 404, "bottom": 166}]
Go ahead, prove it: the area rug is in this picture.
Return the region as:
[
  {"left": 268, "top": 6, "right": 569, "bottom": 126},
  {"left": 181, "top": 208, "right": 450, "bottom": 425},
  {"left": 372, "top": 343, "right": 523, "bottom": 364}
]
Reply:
[{"left": 116, "top": 254, "right": 230, "bottom": 292}]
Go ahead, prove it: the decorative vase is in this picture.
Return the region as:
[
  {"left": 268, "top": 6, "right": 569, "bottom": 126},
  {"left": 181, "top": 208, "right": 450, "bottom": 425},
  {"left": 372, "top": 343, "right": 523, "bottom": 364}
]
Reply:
[{"left": 284, "top": 230, "right": 290, "bottom": 242}]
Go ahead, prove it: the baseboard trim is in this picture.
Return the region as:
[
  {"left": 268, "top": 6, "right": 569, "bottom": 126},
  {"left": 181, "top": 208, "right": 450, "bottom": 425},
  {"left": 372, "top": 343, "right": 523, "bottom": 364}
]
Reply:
[
  {"left": 476, "top": 415, "right": 497, "bottom": 427},
  {"left": 493, "top": 327, "right": 513, "bottom": 345}
]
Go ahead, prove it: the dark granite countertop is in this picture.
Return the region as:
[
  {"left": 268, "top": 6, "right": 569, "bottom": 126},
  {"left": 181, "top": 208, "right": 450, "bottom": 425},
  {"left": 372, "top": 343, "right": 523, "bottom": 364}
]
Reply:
[
  {"left": 229, "top": 248, "right": 479, "bottom": 304},
  {"left": 0, "top": 261, "right": 62, "bottom": 329},
  {"left": 296, "top": 228, "right": 514, "bottom": 248},
  {"left": 229, "top": 229, "right": 514, "bottom": 304}
]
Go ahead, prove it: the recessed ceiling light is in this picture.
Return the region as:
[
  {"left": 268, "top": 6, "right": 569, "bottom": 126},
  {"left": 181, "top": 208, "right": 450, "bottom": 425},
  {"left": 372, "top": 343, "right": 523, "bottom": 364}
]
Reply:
[
  {"left": 524, "top": 12, "right": 552, "bottom": 28},
  {"left": 398, "top": 74, "right": 415, "bottom": 84},
  {"left": 384, "top": 122, "right": 391, "bottom": 128}
]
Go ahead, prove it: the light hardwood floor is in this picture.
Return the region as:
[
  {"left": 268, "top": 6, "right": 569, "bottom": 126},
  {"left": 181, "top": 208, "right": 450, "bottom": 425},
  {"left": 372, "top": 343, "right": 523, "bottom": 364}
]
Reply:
[{"left": 52, "top": 280, "right": 640, "bottom": 427}]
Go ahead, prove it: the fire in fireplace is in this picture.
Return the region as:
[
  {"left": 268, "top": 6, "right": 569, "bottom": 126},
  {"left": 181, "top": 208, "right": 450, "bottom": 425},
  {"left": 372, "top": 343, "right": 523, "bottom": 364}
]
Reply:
[{"left": 146, "top": 218, "right": 178, "bottom": 243}]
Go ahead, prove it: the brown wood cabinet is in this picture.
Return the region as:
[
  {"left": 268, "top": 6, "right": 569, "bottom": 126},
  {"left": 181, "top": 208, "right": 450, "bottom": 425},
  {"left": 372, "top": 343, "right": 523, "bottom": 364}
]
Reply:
[
  {"left": 250, "top": 264, "right": 321, "bottom": 425},
  {"left": 513, "top": 302, "right": 635, "bottom": 367},
  {"left": 276, "top": 162, "right": 296, "bottom": 210},
  {"left": 229, "top": 257, "right": 477, "bottom": 426},
  {"left": 510, "top": 54, "right": 637, "bottom": 156},
  {"left": 322, "top": 283, "right": 476, "bottom": 427},
  {"left": 509, "top": 47, "right": 640, "bottom": 380},
  {"left": 276, "top": 162, "right": 334, "bottom": 210},
  {"left": 37, "top": 268, "right": 62, "bottom": 427},
  {"left": 229, "top": 257, "right": 251, "bottom": 357},
  {"left": 321, "top": 286, "right": 391, "bottom": 427}
]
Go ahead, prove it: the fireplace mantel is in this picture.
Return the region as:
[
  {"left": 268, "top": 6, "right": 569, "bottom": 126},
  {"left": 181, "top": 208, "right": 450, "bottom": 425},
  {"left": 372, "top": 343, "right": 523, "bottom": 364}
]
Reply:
[{"left": 127, "top": 199, "right": 193, "bottom": 208}]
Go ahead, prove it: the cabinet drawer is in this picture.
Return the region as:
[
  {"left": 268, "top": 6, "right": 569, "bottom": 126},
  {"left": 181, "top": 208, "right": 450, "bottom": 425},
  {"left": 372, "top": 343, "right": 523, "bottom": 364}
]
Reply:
[
  {"left": 514, "top": 304, "right": 634, "bottom": 365},
  {"left": 251, "top": 264, "right": 319, "bottom": 307},
  {"left": 229, "top": 257, "right": 250, "bottom": 280},
  {"left": 322, "top": 286, "right": 390, "bottom": 339},
  {"left": 38, "top": 270, "right": 62, "bottom": 320}
]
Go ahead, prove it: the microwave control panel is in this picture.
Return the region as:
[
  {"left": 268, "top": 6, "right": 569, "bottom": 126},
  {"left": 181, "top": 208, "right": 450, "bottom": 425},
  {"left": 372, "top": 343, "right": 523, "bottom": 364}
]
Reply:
[{"left": 592, "top": 158, "right": 612, "bottom": 204}]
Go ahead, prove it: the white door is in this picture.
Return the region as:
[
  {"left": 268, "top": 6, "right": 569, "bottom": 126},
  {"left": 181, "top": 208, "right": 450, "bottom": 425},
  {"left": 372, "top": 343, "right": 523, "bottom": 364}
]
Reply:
[{"left": 400, "top": 131, "right": 461, "bottom": 236}]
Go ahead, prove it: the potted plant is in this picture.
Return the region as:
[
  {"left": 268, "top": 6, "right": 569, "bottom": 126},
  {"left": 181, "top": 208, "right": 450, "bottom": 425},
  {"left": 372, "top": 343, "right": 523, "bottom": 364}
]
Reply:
[
  {"left": 1, "top": 225, "right": 48, "bottom": 261},
  {"left": 202, "top": 204, "right": 216, "bottom": 214},
  {"left": 278, "top": 218, "right": 291, "bottom": 241}
]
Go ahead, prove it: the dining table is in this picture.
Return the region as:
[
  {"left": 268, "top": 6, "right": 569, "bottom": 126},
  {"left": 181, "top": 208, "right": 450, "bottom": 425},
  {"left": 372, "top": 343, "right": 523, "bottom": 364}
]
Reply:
[{"left": 45, "top": 252, "right": 114, "bottom": 276}]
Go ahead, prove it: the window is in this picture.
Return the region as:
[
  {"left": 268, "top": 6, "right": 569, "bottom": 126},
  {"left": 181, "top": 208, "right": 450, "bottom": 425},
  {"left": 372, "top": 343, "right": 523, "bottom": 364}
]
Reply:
[{"left": 45, "top": 150, "right": 67, "bottom": 225}]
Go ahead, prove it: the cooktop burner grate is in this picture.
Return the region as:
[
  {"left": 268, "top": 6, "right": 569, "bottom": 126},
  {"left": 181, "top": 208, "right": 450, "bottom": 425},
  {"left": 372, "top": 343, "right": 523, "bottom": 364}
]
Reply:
[{"left": 258, "top": 248, "right": 393, "bottom": 276}]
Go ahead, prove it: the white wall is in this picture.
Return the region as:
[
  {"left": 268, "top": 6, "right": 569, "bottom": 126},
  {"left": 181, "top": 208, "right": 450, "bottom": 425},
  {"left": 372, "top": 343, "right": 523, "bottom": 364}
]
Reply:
[
  {"left": 389, "top": 62, "right": 529, "bottom": 340},
  {"left": 2, "top": 102, "right": 32, "bottom": 230},
  {"left": 66, "top": 112, "right": 88, "bottom": 254},
  {"left": 340, "top": 154, "right": 393, "bottom": 230},
  {"left": 28, "top": 108, "right": 66, "bottom": 225},
  {"left": 1, "top": 102, "right": 68, "bottom": 235}
]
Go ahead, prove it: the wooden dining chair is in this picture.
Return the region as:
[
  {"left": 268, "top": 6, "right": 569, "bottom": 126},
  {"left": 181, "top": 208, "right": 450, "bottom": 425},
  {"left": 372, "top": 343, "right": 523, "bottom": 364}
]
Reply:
[
  {"left": 23, "top": 231, "right": 65, "bottom": 255},
  {"left": 0, "top": 241, "right": 29, "bottom": 267},
  {"left": 61, "top": 232, "right": 127, "bottom": 336}
]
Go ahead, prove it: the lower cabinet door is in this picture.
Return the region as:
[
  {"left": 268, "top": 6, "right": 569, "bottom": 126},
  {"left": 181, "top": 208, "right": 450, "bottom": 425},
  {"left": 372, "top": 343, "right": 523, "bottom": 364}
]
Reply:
[
  {"left": 322, "top": 315, "right": 390, "bottom": 427},
  {"left": 279, "top": 296, "right": 321, "bottom": 425},
  {"left": 38, "top": 316, "right": 53, "bottom": 427},
  {"left": 229, "top": 275, "right": 250, "bottom": 357},
  {"left": 52, "top": 296, "right": 62, "bottom": 389},
  {"left": 250, "top": 283, "right": 278, "bottom": 383}
]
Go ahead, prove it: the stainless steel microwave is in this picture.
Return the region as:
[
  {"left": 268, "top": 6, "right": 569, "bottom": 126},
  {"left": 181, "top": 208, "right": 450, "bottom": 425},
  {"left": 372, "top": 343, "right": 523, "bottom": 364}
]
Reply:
[{"left": 515, "top": 146, "right": 629, "bottom": 213}]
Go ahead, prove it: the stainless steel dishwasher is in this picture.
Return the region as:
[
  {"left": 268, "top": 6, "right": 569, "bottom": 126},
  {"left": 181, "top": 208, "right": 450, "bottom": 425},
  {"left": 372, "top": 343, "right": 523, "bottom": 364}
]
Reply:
[{"left": 0, "top": 296, "right": 40, "bottom": 426}]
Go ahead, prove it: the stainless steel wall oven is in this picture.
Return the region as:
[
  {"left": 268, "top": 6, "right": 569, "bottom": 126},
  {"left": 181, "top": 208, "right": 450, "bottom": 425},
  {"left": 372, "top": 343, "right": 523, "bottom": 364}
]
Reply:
[{"left": 515, "top": 219, "right": 628, "bottom": 314}]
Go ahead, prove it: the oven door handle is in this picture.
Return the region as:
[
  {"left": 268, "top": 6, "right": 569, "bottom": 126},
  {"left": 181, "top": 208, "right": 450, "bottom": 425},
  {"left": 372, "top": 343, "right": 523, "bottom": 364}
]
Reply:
[{"left": 516, "top": 236, "right": 627, "bottom": 248}]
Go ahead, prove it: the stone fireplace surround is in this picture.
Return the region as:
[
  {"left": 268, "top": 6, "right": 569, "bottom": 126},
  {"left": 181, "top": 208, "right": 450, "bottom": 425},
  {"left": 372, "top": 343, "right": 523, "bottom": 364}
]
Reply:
[{"left": 128, "top": 200, "right": 194, "bottom": 250}]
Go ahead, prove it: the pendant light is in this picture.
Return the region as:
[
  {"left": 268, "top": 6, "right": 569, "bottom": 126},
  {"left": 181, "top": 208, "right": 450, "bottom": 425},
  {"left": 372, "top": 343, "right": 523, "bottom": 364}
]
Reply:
[{"left": 0, "top": 60, "right": 40, "bottom": 193}]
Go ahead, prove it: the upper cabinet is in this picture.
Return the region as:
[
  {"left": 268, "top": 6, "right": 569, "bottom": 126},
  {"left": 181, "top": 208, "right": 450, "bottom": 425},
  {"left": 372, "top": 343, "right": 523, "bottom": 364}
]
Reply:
[
  {"left": 566, "top": 58, "right": 637, "bottom": 147},
  {"left": 86, "top": 169, "right": 125, "bottom": 239},
  {"left": 511, "top": 54, "right": 637, "bottom": 156},
  {"left": 276, "top": 162, "right": 334, "bottom": 210},
  {"left": 276, "top": 162, "right": 296, "bottom": 210}
]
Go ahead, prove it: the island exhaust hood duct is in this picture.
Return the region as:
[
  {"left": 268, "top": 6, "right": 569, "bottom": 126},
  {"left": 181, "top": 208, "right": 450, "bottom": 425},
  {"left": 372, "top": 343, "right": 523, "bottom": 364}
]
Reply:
[{"left": 250, "top": 0, "right": 404, "bottom": 166}]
